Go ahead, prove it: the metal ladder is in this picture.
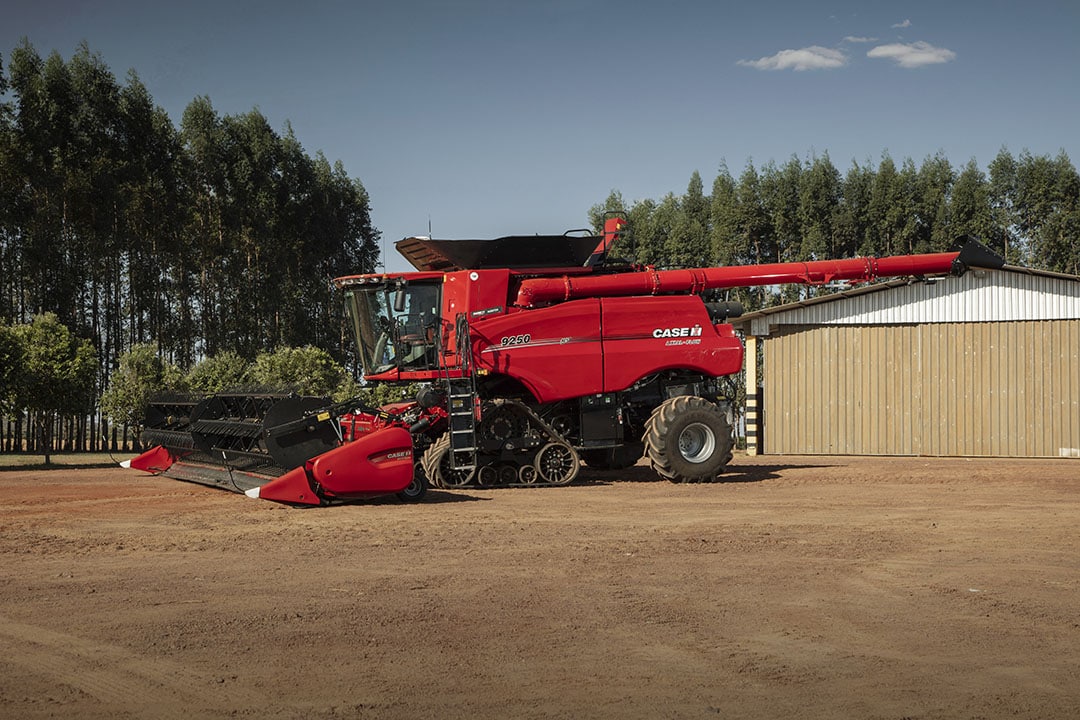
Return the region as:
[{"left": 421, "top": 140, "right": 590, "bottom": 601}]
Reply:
[{"left": 445, "top": 313, "right": 479, "bottom": 474}]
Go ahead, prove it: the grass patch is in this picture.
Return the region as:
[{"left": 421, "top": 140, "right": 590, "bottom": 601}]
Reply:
[{"left": 0, "top": 452, "right": 135, "bottom": 471}]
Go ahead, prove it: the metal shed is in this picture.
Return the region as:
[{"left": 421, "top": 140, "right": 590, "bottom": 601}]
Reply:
[{"left": 731, "top": 266, "right": 1080, "bottom": 458}]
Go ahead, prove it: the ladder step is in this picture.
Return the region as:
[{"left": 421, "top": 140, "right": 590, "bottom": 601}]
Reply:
[{"left": 444, "top": 364, "right": 478, "bottom": 472}]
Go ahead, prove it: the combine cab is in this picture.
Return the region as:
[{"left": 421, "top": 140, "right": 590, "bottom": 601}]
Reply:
[{"left": 124, "top": 216, "right": 1004, "bottom": 504}]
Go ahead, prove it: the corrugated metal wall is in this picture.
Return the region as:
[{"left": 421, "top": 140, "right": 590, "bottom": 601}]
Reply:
[{"left": 763, "top": 320, "right": 1080, "bottom": 457}]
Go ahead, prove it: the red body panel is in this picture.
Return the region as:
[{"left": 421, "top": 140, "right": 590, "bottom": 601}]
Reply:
[
  {"left": 469, "top": 294, "right": 750, "bottom": 401},
  {"left": 470, "top": 294, "right": 745, "bottom": 400},
  {"left": 599, "top": 296, "right": 743, "bottom": 392},
  {"left": 254, "top": 465, "right": 323, "bottom": 505},
  {"left": 125, "top": 445, "right": 178, "bottom": 474},
  {"left": 255, "top": 426, "right": 414, "bottom": 504},
  {"left": 473, "top": 299, "right": 603, "bottom": 403},
  {"left": 312, "top": 426, "right": 414, "bottom": 498}
]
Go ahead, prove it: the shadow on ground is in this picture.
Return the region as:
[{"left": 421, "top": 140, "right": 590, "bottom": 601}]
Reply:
[{"left": 577, "top": 461, "right": 842, "bottom": 485}]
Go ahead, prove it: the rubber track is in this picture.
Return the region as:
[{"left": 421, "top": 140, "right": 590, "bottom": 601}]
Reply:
[{"left": 423, "top": 398, "right": 580, "bottom": 488}]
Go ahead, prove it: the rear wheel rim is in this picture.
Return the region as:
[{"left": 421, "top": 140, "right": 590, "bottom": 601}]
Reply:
[{"left": 678, "top": 422, "right": 716, "bottom": 463}]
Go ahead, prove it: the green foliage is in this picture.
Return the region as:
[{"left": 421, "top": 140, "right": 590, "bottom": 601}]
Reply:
[
  {"left": 798, "top": 154, "right": 841, "bottom": 260},
  {"left": 664, "top": 172, "right": 709, "bottom": 268},
  {"left": 11, "top": 313, "right": 98, "bottom": 463},
  {"left": 708, "top": 163, "right": 738, "bottom": 266},
  {"left": 0, "top": 40, "right": 378, "bottom": 399},
  {"left": 100, "top": 342, "right": 186, "bottom": 429},
  {"left": 355, "top": 382, "right": 421, "bottom": 408},
  {"left": 248, "top": 346, "right": 350, "bottom": 397},
  {"left": 594, "top": 148, "right": 1080, "bottom": 311},
  {"left": 186, "top": 351, "right": 251, "bottom": 392},
  {"left": 950, "top": 160, "right": 995, "bottom": 242},
  {"left": 1013, "top": 150, "right": 1080, "bottom": 275},
  {"left": 0, "top": 324, "right": 24, "bottom": 413}
]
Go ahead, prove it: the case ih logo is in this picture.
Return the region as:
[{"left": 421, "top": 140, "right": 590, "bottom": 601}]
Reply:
[
  {"left": 653, "top": 325, "right": 703, "bottom": 339},
  {"left": 372, "top": 450, "right": 412, "bottom": 464}
]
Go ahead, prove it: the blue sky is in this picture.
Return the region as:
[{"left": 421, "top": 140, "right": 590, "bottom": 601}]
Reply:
[{"left": 3, "top": 0, "right": 1078, "bottom": 272}]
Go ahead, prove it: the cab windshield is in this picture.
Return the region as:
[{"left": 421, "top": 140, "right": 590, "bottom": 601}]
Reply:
[{"left": 344, "top": 281, "right": 442, "bottom": 375}]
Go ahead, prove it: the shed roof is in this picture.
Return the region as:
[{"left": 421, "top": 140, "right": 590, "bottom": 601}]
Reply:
[{"left": 732, "top": 266, "right": 1080, "bottom": 337}]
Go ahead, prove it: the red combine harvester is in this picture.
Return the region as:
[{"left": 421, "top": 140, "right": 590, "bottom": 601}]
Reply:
[{"left": 124, "top": 217, "right": 1003, "bottom": 504}]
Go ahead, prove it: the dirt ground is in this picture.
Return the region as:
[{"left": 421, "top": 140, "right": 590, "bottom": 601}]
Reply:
[{"left": 1, "top": 454, "right": 1078, "bottom": 720}]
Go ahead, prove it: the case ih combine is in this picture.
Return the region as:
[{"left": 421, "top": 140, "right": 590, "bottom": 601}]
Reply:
[{"left": 124, "top": 217, "right": 1003, "bottom": 505}]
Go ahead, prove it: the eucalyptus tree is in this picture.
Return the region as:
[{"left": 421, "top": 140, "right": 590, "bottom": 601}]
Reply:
[
  {"left": 894, "top": 158, "right": 923, "bottom": 256},
  {"left": 179, "top": 95, "right": 223, "bottom": 357},
  {"left": 733, "top": 161, "right": 781, "bottom": 306},
  {"left": 949, "top": 160, "right": 996, "bottom": 244},
  {"left": 834, "top": 160, "right": 874, "bottom": 260},
  {"left": 798, "top": 153, "right": 842, "bottom": 261},
  {"left": 0, "top": 324, "right": 23, "bottom": 416},
  {"left": 309, "top": 155, "right": 381, "bottom": 361},
  {"left": 760, "top": 157, "right": 802, "bottom": 265},
  {"left": 733, "top": 161, "right": 768, "bottom": 267},
  {"left": 915, "top": 152, "right": 955, "bottom": 252},
  {"left": 0, "top": 51, "right": 16, "bottom": 323},
  {"left": 219, "top": 108, "right": 283, "bottom": 357},
  {"left": 988, "top": 148, "right": 1020, "bottom": 263},
  {"left": 644, "top": 192, "right": 680, "bottom": 268},
  {"left": 5, "top": 43, "right": 74, "bottom": 323},
  {"left": 625, "top": 197, "right": 658, "bottom": 265},
  {"left": 1014, "top": 150, "right": 1080, "bottom": 275},
  {"left": 664, "top": 171, "right": 709, "bottom": 268},
  {"left": 866, "top": 154, "right": 898, "bottom": 256},
  {"left": 707, "top": 163, "right": 739, "bottom": 267},
  {"left": 116, "top": 70, "right": 191, "bottom": 366}
]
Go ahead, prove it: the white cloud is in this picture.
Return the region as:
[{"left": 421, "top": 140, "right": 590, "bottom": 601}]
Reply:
[
  {"left": 842, "top": 35, "right": 878, "bottom": 43},
  {"left": 737, "top": 46, "right": 848, "bottom": 71},
  {"left": 867, "top": 41, "right": 956, "bottom": 67},
  {"left": 892, "top": 19, "right": 912, "bottom": 28}
]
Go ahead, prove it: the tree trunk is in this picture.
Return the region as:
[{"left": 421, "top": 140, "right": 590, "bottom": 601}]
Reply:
[{"left": 40, "top": 413, "right": 52, "bottom": 466}]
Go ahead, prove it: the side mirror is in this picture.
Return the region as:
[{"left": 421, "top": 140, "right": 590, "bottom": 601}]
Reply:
[{"left": 393, "top": 287, "right": 406, "bottom": 312}]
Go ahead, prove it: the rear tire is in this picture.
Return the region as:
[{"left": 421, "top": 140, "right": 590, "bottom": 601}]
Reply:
[{"left": 644, "top": 396, "right": 732, "bottom": 482}]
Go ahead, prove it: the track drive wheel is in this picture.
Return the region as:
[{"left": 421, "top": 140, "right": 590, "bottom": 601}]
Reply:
[
  {"left": 534, "top": 442, "right": 580, "bottom": 485},
  {"left": 420, "top": 433, "right": 475, "bottom": 488},
  {"left": 643, "top": 396, "right": 733, "bottom": 482},
  {"left": 396, "top": 463, "right": 429, "bottom": 503}
]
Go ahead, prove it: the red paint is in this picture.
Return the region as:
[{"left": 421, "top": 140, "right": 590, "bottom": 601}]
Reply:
[
  {"left": 513, "top": 251, "right": 962, "bottom": 307},
  {"left": 125, "top": 445, "right": 177, "bottom": 474}
]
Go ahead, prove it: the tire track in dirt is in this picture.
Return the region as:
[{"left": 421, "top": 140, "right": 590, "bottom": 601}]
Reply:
[{"left": 0, "top": 614, "right": 269, "bottom": 718}]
